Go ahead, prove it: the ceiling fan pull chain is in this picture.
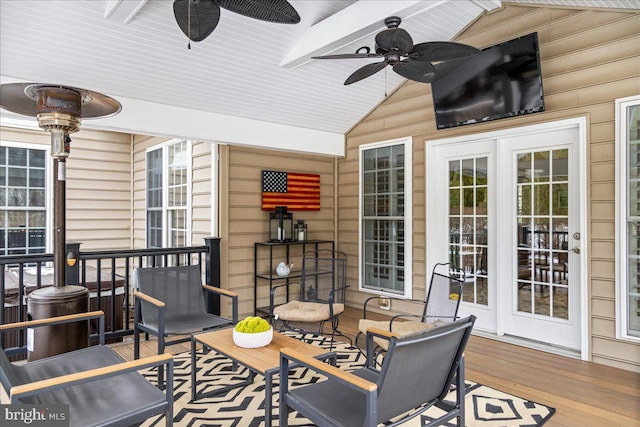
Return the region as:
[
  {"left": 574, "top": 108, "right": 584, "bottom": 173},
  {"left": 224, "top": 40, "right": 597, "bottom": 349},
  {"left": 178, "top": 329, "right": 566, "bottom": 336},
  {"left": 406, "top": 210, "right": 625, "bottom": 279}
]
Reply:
[
  {"left": 384, "top": 66, "right": 388, "bottom": 97},
  {"left": 187, "top": 0, "right": 192, "bottom": 49}
]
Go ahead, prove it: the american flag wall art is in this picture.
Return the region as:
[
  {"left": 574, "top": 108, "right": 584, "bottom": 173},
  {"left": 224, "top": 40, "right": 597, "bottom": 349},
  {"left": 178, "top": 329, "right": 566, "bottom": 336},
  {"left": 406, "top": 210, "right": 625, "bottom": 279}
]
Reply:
[{"left": 261, "top": 170, "right": 320, "bottom": 211}]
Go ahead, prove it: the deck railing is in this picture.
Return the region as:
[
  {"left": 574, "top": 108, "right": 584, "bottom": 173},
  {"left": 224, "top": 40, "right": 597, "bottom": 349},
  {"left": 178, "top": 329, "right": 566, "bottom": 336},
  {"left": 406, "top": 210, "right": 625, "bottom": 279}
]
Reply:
[{"left": 1, "top": 237, "right": 221, "bottom": 356}]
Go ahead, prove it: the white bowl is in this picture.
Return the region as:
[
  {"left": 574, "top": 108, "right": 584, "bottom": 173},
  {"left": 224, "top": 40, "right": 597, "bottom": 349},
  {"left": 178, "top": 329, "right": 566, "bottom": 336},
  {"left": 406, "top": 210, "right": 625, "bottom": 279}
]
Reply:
[{"left": 232, "top": 327, "right": 273, "bottom": 348}]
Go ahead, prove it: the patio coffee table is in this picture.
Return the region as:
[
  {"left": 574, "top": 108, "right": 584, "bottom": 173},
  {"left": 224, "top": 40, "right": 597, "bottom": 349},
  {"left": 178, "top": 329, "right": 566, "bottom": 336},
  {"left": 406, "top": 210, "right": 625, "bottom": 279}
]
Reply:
[{"left": 190, "top": 328, "right": 335, "bottom": 427}]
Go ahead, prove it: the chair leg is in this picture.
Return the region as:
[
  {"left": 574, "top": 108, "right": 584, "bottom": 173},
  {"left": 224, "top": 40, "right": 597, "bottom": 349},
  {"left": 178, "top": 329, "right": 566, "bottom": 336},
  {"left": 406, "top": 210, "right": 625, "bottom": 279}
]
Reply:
[
  {"left": 456, "top": 358, "right": 465, "bottom": 427},
  {"left": 133, "top": 301, "right": 141, "bottom": 360},
  {"left": 133, "top": 326, "right": 140, "bottom": 360},
  {"left": 157, "top": 334, "right": 165, "bottom": 388}
]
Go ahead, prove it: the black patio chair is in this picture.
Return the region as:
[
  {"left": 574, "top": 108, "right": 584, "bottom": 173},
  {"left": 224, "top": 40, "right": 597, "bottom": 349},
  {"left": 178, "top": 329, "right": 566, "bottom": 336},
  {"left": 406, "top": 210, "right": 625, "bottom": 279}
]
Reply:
[
  {"left": 270, "top": 249, "right": 349, "bottom": 349},
  {"left": 279, "top": 315, "right": 476, "bottom": 427},
  {"left": 133, "top": 264, "right": 238, "bottom": 385},
  {"left": 356, "top": 262, "right": 465, "bottom": 352},
  {"left": 0, "top": 311, "right": 173, "bottom": 427}
]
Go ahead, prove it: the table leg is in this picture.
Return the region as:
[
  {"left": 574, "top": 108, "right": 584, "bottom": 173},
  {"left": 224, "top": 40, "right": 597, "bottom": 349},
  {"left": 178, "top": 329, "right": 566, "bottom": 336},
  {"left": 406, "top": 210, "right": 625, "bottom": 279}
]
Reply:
[{"left": 264, "top": 371, "right": 273, "bottom": 427}]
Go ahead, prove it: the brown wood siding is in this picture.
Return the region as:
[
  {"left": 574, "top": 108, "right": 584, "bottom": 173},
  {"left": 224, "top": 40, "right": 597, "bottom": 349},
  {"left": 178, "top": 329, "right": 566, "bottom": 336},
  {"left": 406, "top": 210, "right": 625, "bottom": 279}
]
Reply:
[
  {"left": 1, "top": 126, "right": 131, "bottom": 251},
  {"left": 222, "top": 146, "right": 336, "bottom": 317},
  {"left": 341, "top": 5, "right": 640, "bottom": 371}
]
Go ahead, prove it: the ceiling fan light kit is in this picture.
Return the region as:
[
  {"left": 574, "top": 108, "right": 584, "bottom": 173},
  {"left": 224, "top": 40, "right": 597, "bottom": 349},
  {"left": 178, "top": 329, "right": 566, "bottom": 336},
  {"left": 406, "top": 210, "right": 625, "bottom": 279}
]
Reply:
[
  {"left": 173, "top": 0, "right": 300, "bottom": 44},
  {"left": 313, "top": 16, "right": 481, "bottom": 85}
]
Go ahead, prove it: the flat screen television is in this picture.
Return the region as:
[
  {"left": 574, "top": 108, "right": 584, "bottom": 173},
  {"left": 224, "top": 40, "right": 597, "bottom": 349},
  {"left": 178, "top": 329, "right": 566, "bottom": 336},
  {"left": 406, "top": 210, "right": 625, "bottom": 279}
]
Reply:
[{"left": 431, "top": 32, "right": 545, "bottom": 130}]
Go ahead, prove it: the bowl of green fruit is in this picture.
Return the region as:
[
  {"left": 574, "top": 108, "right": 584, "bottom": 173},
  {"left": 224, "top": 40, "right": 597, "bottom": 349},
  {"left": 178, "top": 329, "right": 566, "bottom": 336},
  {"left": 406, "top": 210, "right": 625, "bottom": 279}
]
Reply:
[{"left": 233, "top": 316, "right": 273, "bottom": 348}]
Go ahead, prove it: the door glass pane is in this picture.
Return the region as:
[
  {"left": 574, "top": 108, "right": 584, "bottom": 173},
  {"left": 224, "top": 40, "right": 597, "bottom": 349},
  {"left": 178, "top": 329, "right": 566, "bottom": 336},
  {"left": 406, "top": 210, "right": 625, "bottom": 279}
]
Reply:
[
  {"left": 449, "top": 156, "right": 489, "bottom": 306},
  {"left": 449, "top": 160, "right": 460, "bottom": 187},
  {"left": 515, "top": 148, "right": 569, "bottom": 319}
]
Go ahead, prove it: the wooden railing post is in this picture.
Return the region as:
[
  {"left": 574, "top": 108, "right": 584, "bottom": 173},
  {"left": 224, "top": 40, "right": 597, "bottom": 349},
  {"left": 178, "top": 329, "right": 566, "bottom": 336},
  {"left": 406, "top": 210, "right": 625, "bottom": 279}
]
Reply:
[{"left": 204, "top": 237, "right": 221, "bottom": 315}]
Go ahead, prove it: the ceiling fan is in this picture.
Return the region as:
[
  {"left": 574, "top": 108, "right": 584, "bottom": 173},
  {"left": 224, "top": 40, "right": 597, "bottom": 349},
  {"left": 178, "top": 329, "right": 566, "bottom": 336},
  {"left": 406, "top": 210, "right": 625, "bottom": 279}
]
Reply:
[
  {"left": 173, "top": 0, "right": 300, "bottom": 44},
  {"left": 312, "top": 16, "right": 481, "bottom": 85}
]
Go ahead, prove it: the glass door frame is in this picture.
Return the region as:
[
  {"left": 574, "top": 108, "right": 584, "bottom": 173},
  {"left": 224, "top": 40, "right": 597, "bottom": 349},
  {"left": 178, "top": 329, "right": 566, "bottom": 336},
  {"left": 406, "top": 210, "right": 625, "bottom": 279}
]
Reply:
[
  {"left": 426, "top": 139, "right": 497, "bottom": 333},
  {"left": 427, "top": 117, "right": 589, "bottom": 360}
]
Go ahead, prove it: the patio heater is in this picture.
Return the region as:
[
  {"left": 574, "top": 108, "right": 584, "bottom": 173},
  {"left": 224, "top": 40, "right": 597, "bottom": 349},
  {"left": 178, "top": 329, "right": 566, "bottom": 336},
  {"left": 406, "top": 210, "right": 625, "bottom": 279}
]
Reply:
[{"left": 0, "top": 83, "right": 121, "bottom": 360}]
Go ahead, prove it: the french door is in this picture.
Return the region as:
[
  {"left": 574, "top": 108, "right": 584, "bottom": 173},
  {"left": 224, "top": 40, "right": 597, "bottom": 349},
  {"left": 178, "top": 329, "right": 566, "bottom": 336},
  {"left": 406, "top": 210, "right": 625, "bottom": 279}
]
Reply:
[{"left": 427, "top": 120, "right": 584, "bottom": 352}]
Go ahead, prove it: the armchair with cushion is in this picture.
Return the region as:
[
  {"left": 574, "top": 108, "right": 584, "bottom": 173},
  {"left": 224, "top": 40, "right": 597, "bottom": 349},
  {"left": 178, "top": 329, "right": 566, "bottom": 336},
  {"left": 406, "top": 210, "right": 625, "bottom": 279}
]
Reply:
[
  {"left": 270, "top": 249, "right": 348, "bottom": 348},
  {"left": 0, "top": 311, "right": 173, "bottom": 427},
  {"left": 279, "top": 315, "right": 476, "bottom": 427},
  {"left": 357, "top": 262, "right": 465, "bottom": 351}
]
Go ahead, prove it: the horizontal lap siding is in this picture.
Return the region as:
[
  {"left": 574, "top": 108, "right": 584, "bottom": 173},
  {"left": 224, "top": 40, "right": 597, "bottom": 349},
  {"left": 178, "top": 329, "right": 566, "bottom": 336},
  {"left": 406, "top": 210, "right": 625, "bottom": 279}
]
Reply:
[
  {"left": 340, "top": 5, "right": 640, "bottom": 371},
  {"left": 223, "top": 146, "right": 335, "bottom": 318},
  {"left": 1, "top": 126, "right": 131, "bottom": 251}
]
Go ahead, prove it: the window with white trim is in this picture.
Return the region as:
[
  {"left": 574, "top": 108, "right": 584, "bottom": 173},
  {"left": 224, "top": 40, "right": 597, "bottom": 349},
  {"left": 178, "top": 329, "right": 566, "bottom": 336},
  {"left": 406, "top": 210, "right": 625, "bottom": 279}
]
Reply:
[
  {"left": 617, "top": 95, "right": 640, "bottom": 341},
  {"left": 359, "top": 137, "right": 412, "bottom": 298},
  {"left": 0, "top": 144, "right": 49, "bottom": 255},
  {"left": 146, "top": 139, "right": 191, "bottom": 252}
]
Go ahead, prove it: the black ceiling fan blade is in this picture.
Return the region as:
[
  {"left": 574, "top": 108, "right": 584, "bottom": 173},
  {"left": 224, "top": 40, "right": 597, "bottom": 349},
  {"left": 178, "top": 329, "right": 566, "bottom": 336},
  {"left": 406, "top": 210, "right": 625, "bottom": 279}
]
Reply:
[
  {"left": 375, "top": 28, "right": 413, "bottom": 54},
  {"left": 312, "top": 53, "right": 381, "bottom": 60},
  {"left": 344, "top": 62, "right": 387, "bottom": 85},
  {"left": 410, "top": 41, "right": 481, "bottom": 62},
  {"left": 393, "top": 60, "right": 435, "bottom": 83},
  {"left": 216, "top": 0, "right": 300, "bottom": 24},
  {"left": 173, "top": 0, "right": 221, "bottom": 42},
  {"left": 431, "top": 57, "right": 469, "bottom": 81}
]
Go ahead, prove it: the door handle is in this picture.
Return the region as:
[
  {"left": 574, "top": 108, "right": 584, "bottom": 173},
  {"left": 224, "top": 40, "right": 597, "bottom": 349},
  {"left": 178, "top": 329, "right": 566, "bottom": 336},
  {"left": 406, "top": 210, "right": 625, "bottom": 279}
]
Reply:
[{"left": 570, "top": 246, "right": 580, "bottom": 254}]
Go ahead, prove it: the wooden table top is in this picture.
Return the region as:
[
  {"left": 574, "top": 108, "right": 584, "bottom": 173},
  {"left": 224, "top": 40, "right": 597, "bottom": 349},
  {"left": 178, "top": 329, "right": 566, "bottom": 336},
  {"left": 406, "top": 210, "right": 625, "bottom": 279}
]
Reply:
[{"left": 193, "top": 328, "right": 329, "bottom": 375}]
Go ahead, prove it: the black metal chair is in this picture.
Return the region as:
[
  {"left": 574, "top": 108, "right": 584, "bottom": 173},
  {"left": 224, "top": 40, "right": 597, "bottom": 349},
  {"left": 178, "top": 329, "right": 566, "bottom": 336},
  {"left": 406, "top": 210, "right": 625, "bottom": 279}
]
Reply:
[
  {"left": 270, "top": 249, "right": 349, "bottom": 349},
  {"left": 357, "top": 262, "right": 465, "bottom": 351},
  {"left": 279, "top": 315, "right": 476, "bottom": 427},
  {"left": 133, "top": 264, "right": 238, "bottom": 384},
  {"left": 0, "top": 311, "right": 173, "bottom": 427}
]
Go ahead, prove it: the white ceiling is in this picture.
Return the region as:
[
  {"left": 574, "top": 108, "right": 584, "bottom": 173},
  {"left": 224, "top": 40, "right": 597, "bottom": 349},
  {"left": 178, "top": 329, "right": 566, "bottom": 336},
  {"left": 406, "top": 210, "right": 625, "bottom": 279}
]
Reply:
[{"left": 1, "top": 0, "right": 638, "bottom": 142}]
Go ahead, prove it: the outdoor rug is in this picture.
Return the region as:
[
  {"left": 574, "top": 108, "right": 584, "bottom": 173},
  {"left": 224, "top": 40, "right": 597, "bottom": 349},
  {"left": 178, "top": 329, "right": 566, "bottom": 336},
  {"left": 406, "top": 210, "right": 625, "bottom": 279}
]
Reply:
[{"left": 142, "top": 333, "right": 555, "bottom": 427}]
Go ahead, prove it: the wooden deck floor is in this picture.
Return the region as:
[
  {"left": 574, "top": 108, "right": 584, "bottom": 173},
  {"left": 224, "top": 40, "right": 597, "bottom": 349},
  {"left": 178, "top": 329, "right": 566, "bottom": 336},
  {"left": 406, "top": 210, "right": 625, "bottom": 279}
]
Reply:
[{"left": 112, "top": 307, "right": 640, "bottom": 427}]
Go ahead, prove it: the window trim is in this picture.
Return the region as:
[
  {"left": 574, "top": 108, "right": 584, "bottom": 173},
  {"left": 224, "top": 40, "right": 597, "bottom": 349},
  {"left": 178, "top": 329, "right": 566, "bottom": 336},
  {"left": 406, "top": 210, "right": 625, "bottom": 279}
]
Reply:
[
  {"left": 0, "top": 140, "right": 52, "bottom": 255},
  {"left": 144, "top": 139, "right": 192, "bottom": 249},
  {"left": 358, "top": 136, "right": 413, "bottom": 298},
  {"left": 616, "top": 94, "right": 640, "bottom": 342}
]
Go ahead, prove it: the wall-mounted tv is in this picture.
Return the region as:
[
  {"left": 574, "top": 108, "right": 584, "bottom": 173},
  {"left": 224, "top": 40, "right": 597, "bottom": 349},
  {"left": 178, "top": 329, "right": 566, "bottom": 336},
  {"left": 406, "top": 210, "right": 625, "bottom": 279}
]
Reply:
[{"left": 431, "top": 32, "right": 545, "bottom": 130}]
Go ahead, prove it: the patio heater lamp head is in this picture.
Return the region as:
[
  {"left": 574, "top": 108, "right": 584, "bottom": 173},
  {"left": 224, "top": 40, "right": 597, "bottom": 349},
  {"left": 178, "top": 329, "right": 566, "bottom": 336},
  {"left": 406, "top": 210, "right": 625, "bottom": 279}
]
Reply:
[{"left": 0, "top": 83, "right": 121, "bottom": 157}]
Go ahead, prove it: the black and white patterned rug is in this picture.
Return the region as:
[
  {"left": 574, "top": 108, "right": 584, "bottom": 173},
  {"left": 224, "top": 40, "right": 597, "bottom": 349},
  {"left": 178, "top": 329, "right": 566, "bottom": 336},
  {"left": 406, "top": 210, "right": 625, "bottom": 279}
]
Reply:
[{"left": 141, "top": 333, "right": 555, "bottom": 426}]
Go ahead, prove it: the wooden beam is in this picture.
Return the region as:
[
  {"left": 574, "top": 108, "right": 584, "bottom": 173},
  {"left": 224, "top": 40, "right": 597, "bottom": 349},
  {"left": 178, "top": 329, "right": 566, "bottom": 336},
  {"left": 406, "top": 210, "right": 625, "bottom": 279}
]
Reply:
[{"left": 104, "top": 0, "right": 148, "bottom": 24}]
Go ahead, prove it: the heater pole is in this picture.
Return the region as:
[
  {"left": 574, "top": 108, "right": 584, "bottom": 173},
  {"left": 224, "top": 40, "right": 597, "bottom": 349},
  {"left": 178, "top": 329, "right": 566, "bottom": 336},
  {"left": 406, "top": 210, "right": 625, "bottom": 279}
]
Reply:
[{"left": 53, "top": 157, "right": 66, "bottom": 288}]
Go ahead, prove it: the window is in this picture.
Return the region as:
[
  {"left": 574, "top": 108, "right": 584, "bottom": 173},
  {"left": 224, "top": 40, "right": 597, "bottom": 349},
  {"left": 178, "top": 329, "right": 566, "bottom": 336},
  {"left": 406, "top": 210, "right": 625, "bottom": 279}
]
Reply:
[
  {"left": 359, "top": 137, "right": 412, "bottom": 297},
  {"left": 617, "top": 95, "right": 640, "bottom": 341},
  {"left": 146, "top": 139, "right": 191, "bottom": 251},
  {"left": 0, "top": 144, "right": 49, "bottom": 255}
]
